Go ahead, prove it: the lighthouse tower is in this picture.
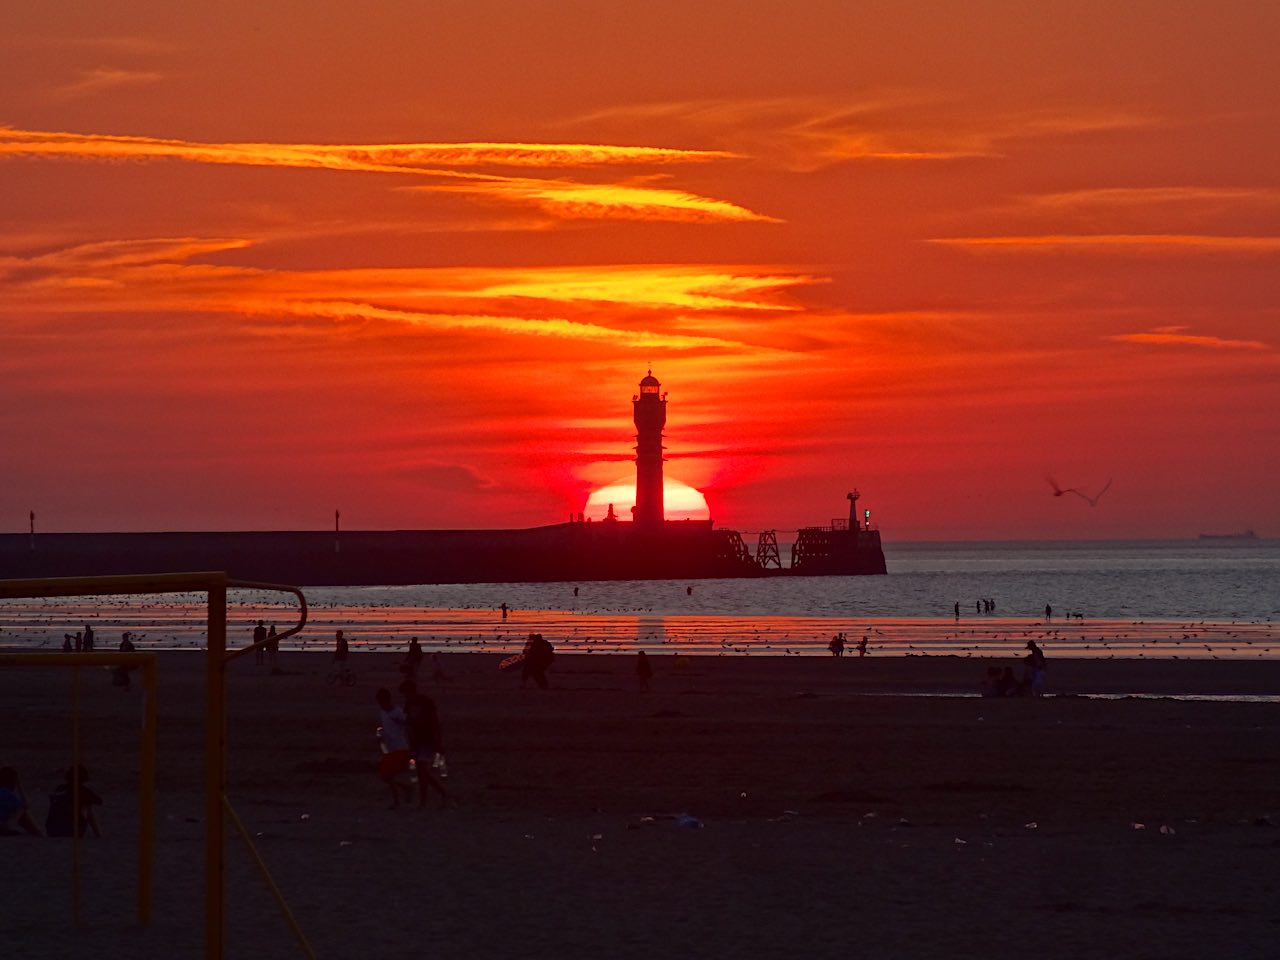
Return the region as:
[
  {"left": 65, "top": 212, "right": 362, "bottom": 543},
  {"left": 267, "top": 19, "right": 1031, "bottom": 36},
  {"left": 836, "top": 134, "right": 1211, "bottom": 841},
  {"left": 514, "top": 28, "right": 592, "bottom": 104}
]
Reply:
[{"left": 632, "top": 370, "right": 667, "bottom": 529}]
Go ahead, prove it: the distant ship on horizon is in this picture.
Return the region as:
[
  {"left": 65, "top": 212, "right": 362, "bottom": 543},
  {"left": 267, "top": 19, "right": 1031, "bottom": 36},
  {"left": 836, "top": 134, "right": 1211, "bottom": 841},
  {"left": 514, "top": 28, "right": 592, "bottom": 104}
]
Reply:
[{"left": 1198, "top": 529, "right": 1259, "bottom": 540}]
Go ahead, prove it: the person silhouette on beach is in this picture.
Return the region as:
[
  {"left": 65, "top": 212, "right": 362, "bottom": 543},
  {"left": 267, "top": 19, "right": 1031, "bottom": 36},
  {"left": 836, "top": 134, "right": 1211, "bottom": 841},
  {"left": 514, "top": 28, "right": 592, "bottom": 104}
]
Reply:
[
  {"left": 981, "top": 666, "right": 1002, "bottom": 697},
  {"left": 0, "top": 767, "right": 42, "bottom": 836},
  {"left": 113, "top": 632, "right": 137, "bottom": 689},
  {"left": 83, "top": 624, "right": 94, "bottom": 652},
  {"left": 399, "top": 679, "right": 452, "bottom": 809},
  {"left": 857, "top": 636, "right": 868, "bottom": 657},
  {"left": 374, "top": 688, "right": 413, "bottom": 808},
  {"left": 636, "top": 650, "right": 653, "bottom": 690},
  {"left": 520, "top": 633, "right": 554, "bottom": 689},
  {"left": 500, "top": 603, "right": 510, "bottom": 621},
  {"left": 1044, "top": 604, "right": 1053, "bottom": 623},
  {"left": 1025, "top": 641, "right": 1047, "bottom": 696},
  {"left": 74, "top": 631, "right": 83, "bottom": 653},
  {"left": 829, "top": 634, "right": 845, "bottom": 657},
  {"left": 253, "top": 621, "right": 267, "bottom": 665},
  {"left": 46, "top": 764, "right": 102, "bottom": 837},
  {"left": 266, "top": 624, "right": 279, "bottom": 669},
  {"left": 996, "top": 666, "right": 1022, "bottom": 697},
  {"left": 62, "top": 634, "right": 73, "bottom": 652},
  {"left": 954, "top": 601, "right": 960, "bottom": 621},
  {"left": 401, "top": 637, "right": 424, "bottom": 680},
  {"left": 334, "top": 630, "right": 349, "bottom": 662}
]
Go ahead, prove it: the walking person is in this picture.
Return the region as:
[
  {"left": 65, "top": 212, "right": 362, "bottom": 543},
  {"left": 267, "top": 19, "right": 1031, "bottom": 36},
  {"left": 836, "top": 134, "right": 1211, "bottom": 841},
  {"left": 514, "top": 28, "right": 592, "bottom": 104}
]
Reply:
[
  {"left": 400, "top": 637, "right": 424, "bottom": 680},
  {"left": 374, "top": 688, "right": 413, "bottom": 808},
  {"left": 112, "top": 632, "right": 137, "bottom": 689},
  {"left": 252, "top": 620, "right": 267, "bottom": 665},
  {"left": 400, "top": 680, "right": 452, "bottom": 809},
  {"left": 1025, "top": 641, "right": 1048, "bottom": 697},
  {"left": 636, "top": 650, "right": 653, "bottom": 691}
]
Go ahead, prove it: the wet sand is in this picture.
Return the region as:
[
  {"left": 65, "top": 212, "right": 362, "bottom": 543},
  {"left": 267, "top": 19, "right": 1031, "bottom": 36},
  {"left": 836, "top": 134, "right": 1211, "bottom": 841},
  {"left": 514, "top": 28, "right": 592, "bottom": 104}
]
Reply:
[
  {"left": 3, "top": 596, "right": 1277, "bottom": 660},
  {"left": 4, "top": 651, "right": 1279, "bottom": 959}
]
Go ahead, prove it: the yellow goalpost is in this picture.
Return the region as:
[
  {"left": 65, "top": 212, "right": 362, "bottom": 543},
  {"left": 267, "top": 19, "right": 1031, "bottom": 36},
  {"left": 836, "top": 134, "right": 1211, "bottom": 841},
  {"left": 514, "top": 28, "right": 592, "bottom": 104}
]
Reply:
[{"left": 0, "top": 571, "right": 310, "bottom": 960}]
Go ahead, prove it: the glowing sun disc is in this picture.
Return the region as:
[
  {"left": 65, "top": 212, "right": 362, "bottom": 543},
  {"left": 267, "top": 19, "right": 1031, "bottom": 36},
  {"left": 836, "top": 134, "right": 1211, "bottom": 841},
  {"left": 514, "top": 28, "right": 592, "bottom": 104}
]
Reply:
[{"left": 583, "top": 478, "right": 710, "bottom": 521}]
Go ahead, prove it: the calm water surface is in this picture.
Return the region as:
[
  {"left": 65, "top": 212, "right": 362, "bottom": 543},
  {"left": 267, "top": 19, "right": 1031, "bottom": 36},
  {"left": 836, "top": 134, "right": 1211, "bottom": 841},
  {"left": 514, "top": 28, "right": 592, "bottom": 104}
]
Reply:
[{"left": 2, "top": 540, "right": 1275, "bottom": 658}]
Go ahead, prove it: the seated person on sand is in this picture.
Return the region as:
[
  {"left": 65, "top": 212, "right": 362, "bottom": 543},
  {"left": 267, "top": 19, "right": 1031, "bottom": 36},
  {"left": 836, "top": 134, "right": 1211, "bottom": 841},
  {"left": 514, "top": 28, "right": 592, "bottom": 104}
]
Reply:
[
  {"left": 0, "top": 766, "right": 43, "bottom": 836},
  {"left": 46, "top": 764, "right": 103, "bottom": 838},
  {"left": 980, "top": 666, "right": 1002, "bottom": 697},
  {"left": 995, "top": 666, "right": 1024, "bottom": 698},
  {"left": 334, "top": 630, "right": 349, "bottom": 662}
]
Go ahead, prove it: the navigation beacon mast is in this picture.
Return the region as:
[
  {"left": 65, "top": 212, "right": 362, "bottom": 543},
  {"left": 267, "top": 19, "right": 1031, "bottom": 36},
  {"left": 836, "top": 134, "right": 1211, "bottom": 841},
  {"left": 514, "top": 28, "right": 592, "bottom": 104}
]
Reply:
[{"left": 632, "top": 370, "right": 667, "bottom": 529}]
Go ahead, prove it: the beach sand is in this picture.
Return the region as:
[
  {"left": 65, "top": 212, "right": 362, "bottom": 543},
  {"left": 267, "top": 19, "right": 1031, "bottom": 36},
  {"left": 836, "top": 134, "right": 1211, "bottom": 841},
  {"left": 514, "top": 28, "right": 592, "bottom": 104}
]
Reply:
[{"left": 4, "top": 651, "right": 1279, "bottom": 959}]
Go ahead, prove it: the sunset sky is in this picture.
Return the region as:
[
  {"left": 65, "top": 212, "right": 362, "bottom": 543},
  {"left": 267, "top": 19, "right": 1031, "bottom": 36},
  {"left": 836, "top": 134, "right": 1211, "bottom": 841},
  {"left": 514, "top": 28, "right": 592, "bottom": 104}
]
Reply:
[{"left": 2, "top": 1, "right": 1277, "bottom": 540}]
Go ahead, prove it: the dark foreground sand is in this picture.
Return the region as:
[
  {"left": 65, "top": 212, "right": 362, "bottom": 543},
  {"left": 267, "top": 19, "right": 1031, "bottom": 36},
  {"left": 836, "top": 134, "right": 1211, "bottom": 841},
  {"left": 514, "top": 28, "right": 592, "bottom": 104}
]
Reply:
[{"left": 3, "top": 651, "right": 1279, "bottom": 959}]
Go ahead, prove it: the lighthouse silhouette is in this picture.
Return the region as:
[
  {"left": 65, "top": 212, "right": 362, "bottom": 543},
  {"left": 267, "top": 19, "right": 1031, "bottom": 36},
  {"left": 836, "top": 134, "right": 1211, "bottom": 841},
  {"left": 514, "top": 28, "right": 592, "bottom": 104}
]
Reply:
[{"left": 632, "top": 369, "right": 666, "bottom": 529}]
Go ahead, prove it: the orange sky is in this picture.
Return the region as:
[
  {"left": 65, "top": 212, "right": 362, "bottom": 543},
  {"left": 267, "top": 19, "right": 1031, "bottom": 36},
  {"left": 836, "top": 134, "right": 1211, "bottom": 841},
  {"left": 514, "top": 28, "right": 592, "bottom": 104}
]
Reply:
[{"left": 1, "top": 1, "right": 1277, "bottom": 539}]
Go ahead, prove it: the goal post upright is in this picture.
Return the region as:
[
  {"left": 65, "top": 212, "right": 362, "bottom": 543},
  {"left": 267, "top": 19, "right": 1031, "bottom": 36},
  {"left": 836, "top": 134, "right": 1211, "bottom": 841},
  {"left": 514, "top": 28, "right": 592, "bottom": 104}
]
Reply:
[{"left": 205, "top": 575, "right": 227, "bottom": 960}]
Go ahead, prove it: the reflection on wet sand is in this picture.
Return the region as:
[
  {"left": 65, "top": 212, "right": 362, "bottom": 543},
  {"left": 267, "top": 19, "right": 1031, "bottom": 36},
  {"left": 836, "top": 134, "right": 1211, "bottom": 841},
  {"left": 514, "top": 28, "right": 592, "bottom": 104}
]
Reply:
[{"left": 1, "top": 595, "right": 1275, "bottom": 660}]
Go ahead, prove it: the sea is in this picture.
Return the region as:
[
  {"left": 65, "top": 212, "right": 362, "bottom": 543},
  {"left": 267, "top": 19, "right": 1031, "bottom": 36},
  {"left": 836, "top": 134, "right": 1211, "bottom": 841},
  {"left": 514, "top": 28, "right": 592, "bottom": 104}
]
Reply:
[{"left": 1, "top": 539, "right": 1276, "bottom": 659}]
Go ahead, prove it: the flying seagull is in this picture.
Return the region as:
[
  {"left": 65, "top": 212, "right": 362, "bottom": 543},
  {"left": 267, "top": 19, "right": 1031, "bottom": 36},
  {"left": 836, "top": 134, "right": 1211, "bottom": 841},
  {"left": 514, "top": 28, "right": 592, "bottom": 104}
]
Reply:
[{"left": 1046, "top": 476, "right": 1112, "bottom": 507}]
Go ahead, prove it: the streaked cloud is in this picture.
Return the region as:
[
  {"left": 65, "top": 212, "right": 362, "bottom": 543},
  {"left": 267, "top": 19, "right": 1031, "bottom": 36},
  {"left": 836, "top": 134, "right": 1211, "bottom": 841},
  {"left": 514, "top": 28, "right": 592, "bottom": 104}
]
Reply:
[
  {"left": 278, "top": 301, "right": 757, "bottom": 350},
  {"left": 0, "top": 127, "right": 734, "bottom": 173},
  {"left": 51, "top": 68, "right": 164, "bottom": 101},
  {"left": 0, "top": 237, "right": 810, "bottom": 352},
  {"left": 409, "top": 174, "right": 777, "bottom": 223},
  {"left": 1106, "top": 326, "right": 1269, "bottom": 351},
  {"left": 930, "top": 234, "right": 1280, "bottom": 253},
  {"left": 430, "top": 265, "right": 808, "bottom": 311},
  {"left": 0, "top": 126, "right": 765, "bottom": 223},
  {"left": 1025, "top": 187, "right": 1280, "bottom": 210},
  {"left": 571, "top": 96, "right": 1158, "bottom": 171}
]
